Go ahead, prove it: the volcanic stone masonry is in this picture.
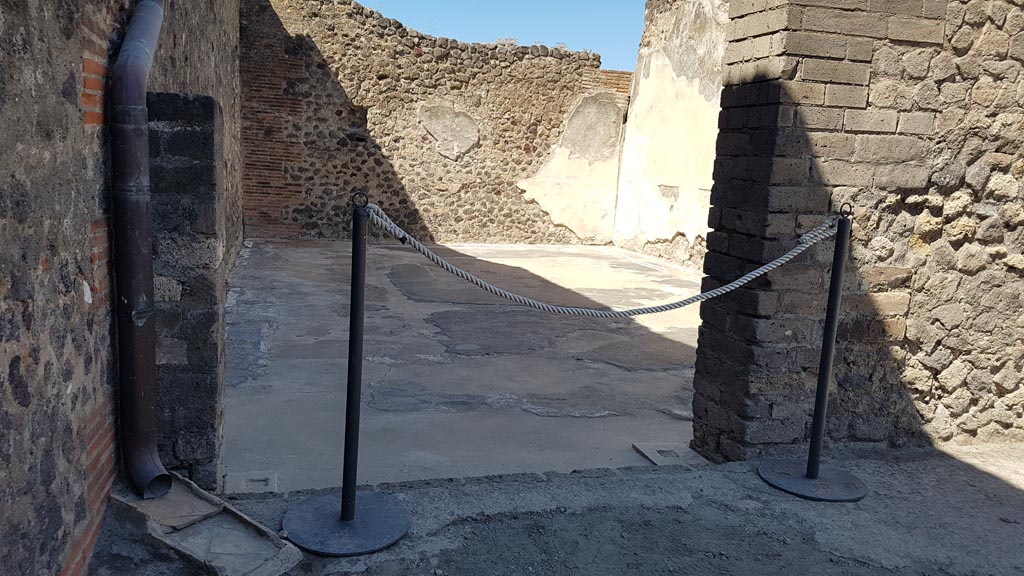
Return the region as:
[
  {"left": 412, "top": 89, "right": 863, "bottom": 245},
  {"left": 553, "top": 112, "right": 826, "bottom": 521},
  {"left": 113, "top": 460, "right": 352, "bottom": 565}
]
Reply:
[
  {"left": 3, "top": 1, "right": 1024, "bottom": 573},
  {"left": 149, "top": 93, "right": 233, "bottom": 491},
  {"left": 240, "top": 0, "right": 632, "bottom": 243},
  {"left": 693, "top": 0, "right": 1024, "bottom": 461},
  {"left": 0, "top": 1, "right": 243, "bottom": 574}
]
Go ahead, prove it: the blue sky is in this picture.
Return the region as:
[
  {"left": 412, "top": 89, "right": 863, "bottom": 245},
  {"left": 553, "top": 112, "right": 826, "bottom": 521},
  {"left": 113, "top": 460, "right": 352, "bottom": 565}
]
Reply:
[{"left": 359, "top": 1, "right": 647, "bottom": 71}]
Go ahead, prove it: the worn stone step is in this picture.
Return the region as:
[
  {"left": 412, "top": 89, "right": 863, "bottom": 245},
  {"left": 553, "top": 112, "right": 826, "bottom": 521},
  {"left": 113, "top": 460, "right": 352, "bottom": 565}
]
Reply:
[{"left": 110, "top": 473, "right": 302, "bottom": 576}]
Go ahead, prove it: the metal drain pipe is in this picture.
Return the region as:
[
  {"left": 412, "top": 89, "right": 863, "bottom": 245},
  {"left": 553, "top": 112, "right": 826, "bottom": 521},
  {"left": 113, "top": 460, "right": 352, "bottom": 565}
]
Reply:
[{"left": 109, "top": 0, "right": 171, "bottom": 499}]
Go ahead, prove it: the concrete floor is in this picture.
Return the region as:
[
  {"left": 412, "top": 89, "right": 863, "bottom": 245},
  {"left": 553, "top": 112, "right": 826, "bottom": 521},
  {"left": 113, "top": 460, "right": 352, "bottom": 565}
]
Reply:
[
  {"left": 222, "top": 240, "right": 704, "bottom": 493},
  {"left": 235, "top": 444, "right": 1024, "bottom": 576},
  {"left": 92, "top": 444, "right": 1024, "bottom": 575}
]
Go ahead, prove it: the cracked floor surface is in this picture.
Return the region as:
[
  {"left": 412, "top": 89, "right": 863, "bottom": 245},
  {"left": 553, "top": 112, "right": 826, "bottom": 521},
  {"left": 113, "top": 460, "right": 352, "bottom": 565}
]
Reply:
[{"left": 222, "top": 240, "right": 704, "bottom": 492}]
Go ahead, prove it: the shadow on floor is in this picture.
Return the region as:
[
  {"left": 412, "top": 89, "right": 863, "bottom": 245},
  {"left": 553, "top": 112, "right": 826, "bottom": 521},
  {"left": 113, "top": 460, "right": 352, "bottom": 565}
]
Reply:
[{"left": 221, "top": 239, "right": 705, "bottom": 492}]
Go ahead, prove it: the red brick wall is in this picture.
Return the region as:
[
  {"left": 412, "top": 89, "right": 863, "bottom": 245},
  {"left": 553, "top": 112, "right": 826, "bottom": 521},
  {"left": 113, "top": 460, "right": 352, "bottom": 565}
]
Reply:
[
  {"left": 88, "top": 218, "right": 113, "bottom": 312},
  {"left": 59, "top": 399, "right": 117, "bottom": 576},
  {"left": 239, "top": 7, "right": 304, "bottom": 238},
  {"left": 80, "top": 7, "right": 123, "bottom": 127},
  {"left": 60, "top": 5, "right": 123, "bottom": 569},
  {"left": 591, "top": 69, "right": 634, "bottom": 96},
  {"left": 57, "top": 217, "right": 117, "bottom": 576},
  {"left": 582, "top": 69, "right": 634, "bottom": 108},
  {"left": 55, "top": 4, "right": 123, "bottom": 571}
]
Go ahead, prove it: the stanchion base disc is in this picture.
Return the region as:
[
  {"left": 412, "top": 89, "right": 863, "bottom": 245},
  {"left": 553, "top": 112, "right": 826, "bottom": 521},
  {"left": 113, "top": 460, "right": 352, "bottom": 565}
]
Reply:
[
  {"left": 283, "top": 490, "right": 410, "bottom": 557},
  {"left": 758, "top": 459, "right": 867, "bottom": 502}
]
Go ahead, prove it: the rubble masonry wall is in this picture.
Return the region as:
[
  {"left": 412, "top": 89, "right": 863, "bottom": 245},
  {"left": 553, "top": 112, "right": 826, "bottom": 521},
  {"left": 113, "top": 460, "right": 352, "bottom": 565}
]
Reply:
[{"left": 693, "top": 0, "right": 1024, "bottom": 461}]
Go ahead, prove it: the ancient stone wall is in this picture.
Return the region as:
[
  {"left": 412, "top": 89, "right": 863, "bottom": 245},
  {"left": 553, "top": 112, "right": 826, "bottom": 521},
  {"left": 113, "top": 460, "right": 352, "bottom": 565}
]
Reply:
[
  {"left": 517, "top": 92, "right": 626, "bottom": 243},
  {"left": 240, "top": 0, "right": 626, "bottom": 243},
  {"left": 150, "top": 93, "right": 231, "bottom": 491},
  {"left": 0, "top": 2, "right": 241, "bottom": 574},
  {"left": 693, "top": 0, "right": 1024, "bottom": 462},
  {"left": 1, "top": 4, "right": 129, "bottom": 574},
  {"left": 887, "top": 0, "right": 1023, "bottom": 444},
  {"left": 150, "top": 0, "right": 245, "bottom": 272},
  {"left": 613, "top": 0, "right": 729, "bottom": 267}
]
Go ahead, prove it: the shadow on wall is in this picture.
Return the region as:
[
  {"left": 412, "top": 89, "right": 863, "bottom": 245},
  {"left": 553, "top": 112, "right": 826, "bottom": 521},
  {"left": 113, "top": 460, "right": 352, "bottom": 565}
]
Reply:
[
  {"left": 688, "top": 76, "right": 1024, "bottom": 572},
  {"left": 222, "top": 234, "right": 702, "bottom": 491},
  {"left": 696, "top": 72, "right": 1022, "bottom": 484},
  {"left": 695, "top": 76, "right": 936, "bottom": 462},
  {"left": 226, "top": 0, "right": 703, "bottom": 488},
  {"left": 240, "top": 0, "right": 432, "bottom": 241}
]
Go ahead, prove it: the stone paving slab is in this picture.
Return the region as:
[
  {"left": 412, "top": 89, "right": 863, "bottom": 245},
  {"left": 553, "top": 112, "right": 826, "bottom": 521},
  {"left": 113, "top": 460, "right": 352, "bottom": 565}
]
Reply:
[
  {"left": 93, "top": 474, "right": 301, "bottom": 576},
  {"left": 631, "top": 441, "right": 708, "bottom": 467},
  {"left": 162, "top": 514, "right": 283, "bottom": 575},
  {"left": 125, "top": 481, "right": 223, "bottom": 531}
]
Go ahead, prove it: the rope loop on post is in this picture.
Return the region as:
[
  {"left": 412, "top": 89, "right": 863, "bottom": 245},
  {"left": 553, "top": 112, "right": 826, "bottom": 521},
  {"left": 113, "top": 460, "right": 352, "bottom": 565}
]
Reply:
[{"left": 364, "top": 203, "right": 840, "bottom": 318}]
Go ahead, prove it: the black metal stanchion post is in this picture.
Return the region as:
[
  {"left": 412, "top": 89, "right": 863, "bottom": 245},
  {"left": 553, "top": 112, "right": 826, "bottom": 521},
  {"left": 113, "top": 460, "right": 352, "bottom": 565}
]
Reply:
[
  {"left": 283, "top": 194, "right": 411, "bottom": 556},
  {"left": 341, "top": 197, "right": 369, "bottom": 522},
  {"left": 758, "top": 209, "right": 868, "bottom": 502}
]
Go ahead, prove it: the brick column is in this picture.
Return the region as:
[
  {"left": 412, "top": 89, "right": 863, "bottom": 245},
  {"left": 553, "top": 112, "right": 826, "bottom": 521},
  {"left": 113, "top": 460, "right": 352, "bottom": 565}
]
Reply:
[
  {"left": 693, "top": 0, "right": 948, "bottom": 461},
  {"left": 149, "top": 93, "right": 230, "bottom": 489}
]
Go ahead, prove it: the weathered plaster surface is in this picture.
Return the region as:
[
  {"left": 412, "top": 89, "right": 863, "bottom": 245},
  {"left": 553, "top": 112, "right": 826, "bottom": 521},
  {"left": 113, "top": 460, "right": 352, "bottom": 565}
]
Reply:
[
  {"left": 518, "top": 94, "right": 625, "bottom": 243},
  {"left": 614, "top": 0, "right": 728, "bottom": 266},
  {"left": 418, "top": 104, "right": 481, "bottom": 161}
]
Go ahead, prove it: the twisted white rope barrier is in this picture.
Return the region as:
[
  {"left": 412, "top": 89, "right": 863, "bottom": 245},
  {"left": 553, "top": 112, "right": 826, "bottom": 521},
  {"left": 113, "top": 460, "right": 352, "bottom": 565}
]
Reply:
[{"left": 366, "top": 203, "right": 838, "bottom": 318}]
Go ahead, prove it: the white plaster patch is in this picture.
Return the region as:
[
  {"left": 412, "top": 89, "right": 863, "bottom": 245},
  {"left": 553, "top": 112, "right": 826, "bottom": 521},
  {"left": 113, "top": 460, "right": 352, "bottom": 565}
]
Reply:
[
  {"left": 516, "top": 94, "right": 624, "bottom": 243},
  {"left": 614, "top": 50, "right": 718, "bottom": 249},
  {"left": 418, "top": 103, "right": 480, "bottom": 161},
  {"left": 518, "top": 148, "right": 619, "bottom": 243}
]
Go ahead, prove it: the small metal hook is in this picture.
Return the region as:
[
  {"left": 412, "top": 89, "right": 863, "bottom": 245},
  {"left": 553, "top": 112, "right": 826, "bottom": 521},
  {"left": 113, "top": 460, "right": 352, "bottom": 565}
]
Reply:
[
  {"left": 839, "top": 202, "right": 854, "bottom": 218},
  {"left": 351, "top": 192, "right": 369, "bottom": 208}
]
